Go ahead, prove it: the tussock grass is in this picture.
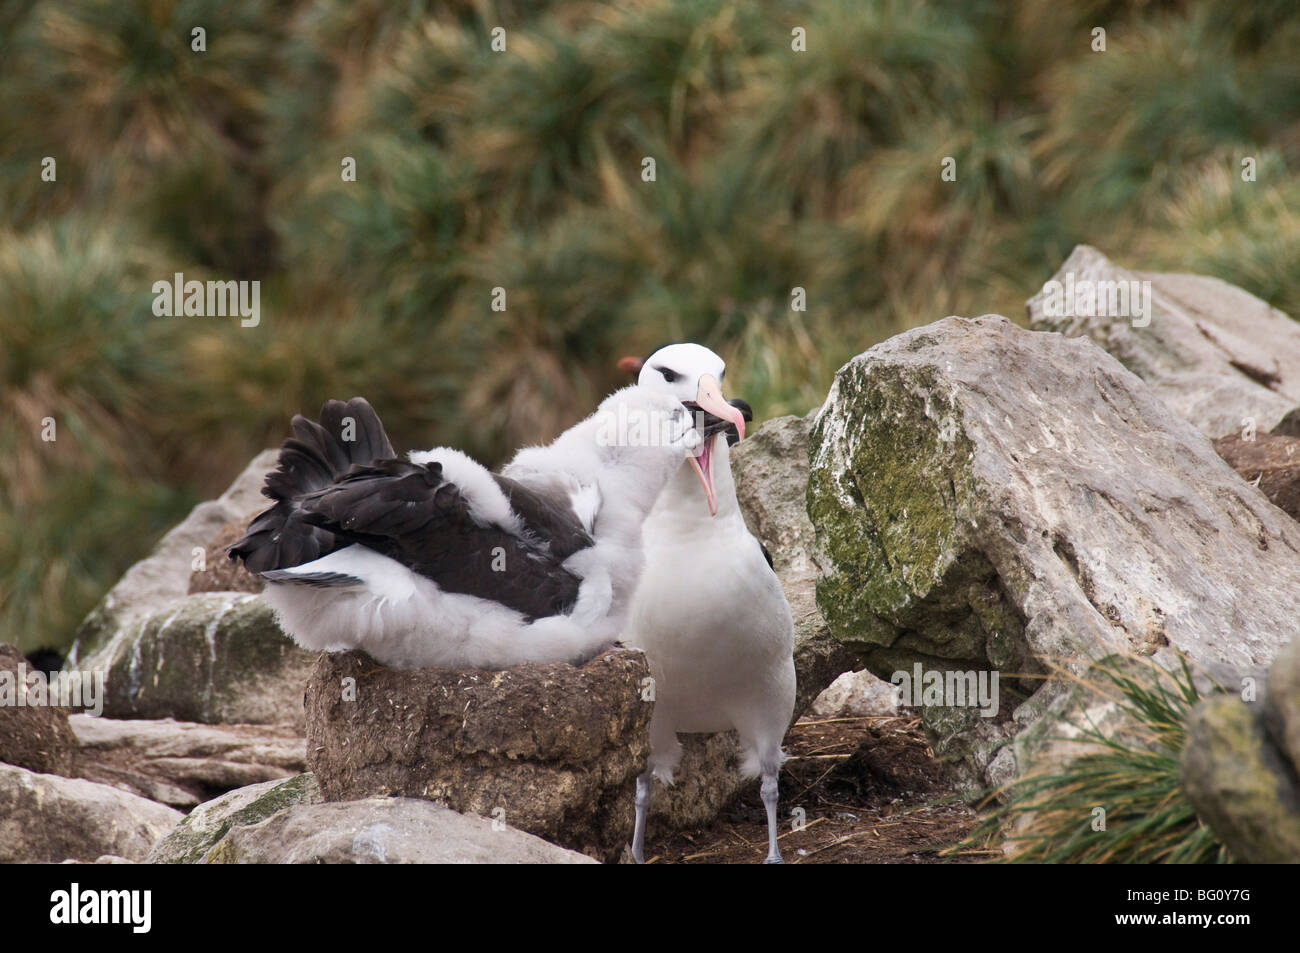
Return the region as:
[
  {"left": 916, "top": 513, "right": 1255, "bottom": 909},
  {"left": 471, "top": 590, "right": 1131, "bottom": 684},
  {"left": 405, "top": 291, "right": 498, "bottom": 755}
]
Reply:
[{"left": 960, "top": 654, "right": 1231, "bottom": 864}]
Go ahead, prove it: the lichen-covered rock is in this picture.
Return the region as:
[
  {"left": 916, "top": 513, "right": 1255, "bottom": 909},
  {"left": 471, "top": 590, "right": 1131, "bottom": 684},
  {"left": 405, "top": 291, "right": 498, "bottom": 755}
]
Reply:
[
  {"left": 1027, "top": 245, "right": 1300, "bottom": 438},
  {"left": 0, "top": 763, "right": 182, "bottom": 863},
  {"left": 733, "top": 411, "right": 864, "bottom": 717},
  {"left": 640, "top": 412, "right": 861, "bottom": 830},
  {"left": 0, "top": 644, "right": 78, "bottom": 775},
  {"left": 1181, "top": 694, "right": 1300, "bottom": 863},
  {"left": 1213, "top": 432, "right": 1300, "bottom": 523},
  {"left": 147, "top": 773, "right": 320, "bottom": 863},
  {"left": 187, "top": 515, "right": 264, "bottom": 595},
  {"left": 82, "top": 592, "right": 314, "bottom": 726},
  {"left": 70, "top": 714, "right": 305, "bottom": 808},
  {"left": 808, "top": 314, "right": 1300, "bottom": 787},
  {"left": 68, "top": 450, "right": 313, "bottom": 725},
  {"left": 71, "top": 450, "right": 277, "bottom": 662},
  {"left": 1175, "top": 618, "right": 1300, "bottom": 863},
  {"left": 198, "top": 797, "right": 597, "bottom": 864},
  {"left": 305, "top": 649, "right": 651, "bottom": 863},
  {"left": 1263, "top": 634, "right": 1300, "bottom": 776}
]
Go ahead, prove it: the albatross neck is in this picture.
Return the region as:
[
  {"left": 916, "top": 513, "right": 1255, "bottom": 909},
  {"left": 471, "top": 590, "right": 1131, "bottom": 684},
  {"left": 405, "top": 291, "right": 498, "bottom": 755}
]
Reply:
[{"left": 655, "top": 435, "right": 741, "bottom": 523}]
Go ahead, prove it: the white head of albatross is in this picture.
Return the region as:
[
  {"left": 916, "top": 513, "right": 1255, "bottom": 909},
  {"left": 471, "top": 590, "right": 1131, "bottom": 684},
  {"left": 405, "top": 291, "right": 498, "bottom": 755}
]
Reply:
[{"left": 631, "top": 342, "right": 748, "bottom": 516}]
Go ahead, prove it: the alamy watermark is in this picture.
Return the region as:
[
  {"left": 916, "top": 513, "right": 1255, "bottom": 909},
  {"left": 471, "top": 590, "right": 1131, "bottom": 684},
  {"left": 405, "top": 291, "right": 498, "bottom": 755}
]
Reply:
[
  {"left": 1, "top": 664, "right": 105, "bottom": 717},
  {"left": 50, "top": 884, "right": 150, "bottom": 933},
  {"left": 891, "top": 663, "right": 999, "bottom": 718},
  {"left": 1039, "top": 271, "right": 1152, "bottom": 327},
  {"left": 151, "top": 272, "right": 260, "bottom": 327},
  {"left": 595, "top": 405, "right": 705, "bottom": 452}
]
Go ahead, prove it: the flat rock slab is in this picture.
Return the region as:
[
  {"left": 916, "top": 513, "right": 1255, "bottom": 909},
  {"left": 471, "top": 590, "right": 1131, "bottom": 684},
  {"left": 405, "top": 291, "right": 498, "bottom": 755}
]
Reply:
[
  {"left": 0, "top": 763, "right": 182, "bottom": 863},
  {"left": 70, "top": 714, "right": 305, "bottom": 808},
  {"left": 1027, "top": 244, "right": 1300, "bottom": 438},
  {"left": 306, "top": 649, "right": 652, "bottom": 862},
  {"left": 808, "top": 314, "right": 1300, "bottom": 787},
  {"left": 199, "top": 797, "right": 597, "bottom": 864}
]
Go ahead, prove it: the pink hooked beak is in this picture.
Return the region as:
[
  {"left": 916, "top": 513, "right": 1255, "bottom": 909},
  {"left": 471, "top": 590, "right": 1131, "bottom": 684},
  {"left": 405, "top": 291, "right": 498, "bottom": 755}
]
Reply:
[{"left": 687, "top": 374, "right": 746, "bottom": 517}]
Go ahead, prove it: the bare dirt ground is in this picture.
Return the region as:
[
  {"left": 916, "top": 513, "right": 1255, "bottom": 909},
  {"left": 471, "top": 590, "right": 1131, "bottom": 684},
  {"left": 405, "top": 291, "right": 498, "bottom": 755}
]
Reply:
[{"left": 643, "top": 714, "right": 989, "bottom": 864}]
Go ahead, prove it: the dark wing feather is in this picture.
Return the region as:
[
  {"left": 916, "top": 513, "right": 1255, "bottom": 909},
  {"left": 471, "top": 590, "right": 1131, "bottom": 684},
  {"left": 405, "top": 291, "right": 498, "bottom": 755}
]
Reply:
[
  {"left": 491, "top": 474, "right": 594, "bottom": 560},
  {"left": 232, "top": 397, "right": 396, "bottom": 573},
  {"left": 297, "top": 460, "right": 583, "bottom": 621},
  {"left": 260, "top": 569, "right": 362, "bottom": 588}
]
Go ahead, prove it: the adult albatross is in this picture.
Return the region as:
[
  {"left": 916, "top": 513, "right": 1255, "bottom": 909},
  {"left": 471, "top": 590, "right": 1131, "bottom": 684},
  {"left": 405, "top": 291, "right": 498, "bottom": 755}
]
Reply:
[
  {"left": 622, "top": 343, "right": 797, "bottom": 864},
  {"left": 229, "top": 386, "right": 706, "bottom": 671}
]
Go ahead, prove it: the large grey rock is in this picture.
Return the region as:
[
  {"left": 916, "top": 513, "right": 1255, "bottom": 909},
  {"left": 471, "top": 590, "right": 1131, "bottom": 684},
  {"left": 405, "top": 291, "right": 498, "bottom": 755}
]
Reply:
[
  {"left": 0, "top": 644, "right": 78, "bottom": 775},
  {"left": 733, "top": 411, "right": 865, "bottom": 716},
  {"left": 198, "top": 797, "right": 597, "bottom": 864},
  {"left": 305, "top": 649, "right": 651, "bottom": 863},
  {"left": 808, "top": 314, "right": 1300, "bottom": 788},
  {"left": 76, "top": 592, "right": 314, "bottom": 726},
  {"left": 70, "top": 714, "right": 305, "bottom": 808},
  {"left": 69, "top": 450, "right": 314, "bottom": 725},
  {"left": 71, "top": 450, "right": 276, "bottom": 661},
  {"left": 0, "top": 763, "right": 182, "bottom": 863},
  {"left": 642, "top": 413, "right": 861, "bottom": 830},
  {"left": 147, "top": 773, "right": 321, "bottom": 863},
  {"left": 1027, "top": 245, "right": 1300, "bottom": 438},
  {"left": 1181, "top": 694, "right": 1300, "bottom": 863}
]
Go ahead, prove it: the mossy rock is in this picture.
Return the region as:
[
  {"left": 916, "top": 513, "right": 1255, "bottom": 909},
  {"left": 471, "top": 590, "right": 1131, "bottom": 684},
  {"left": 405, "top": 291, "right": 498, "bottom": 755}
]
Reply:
[
  {"left": 807, "top": 314, "right": 1300, "bottom": 787},
  {"left": 1181, "top": 696, "right": 1300, "bottom": 863},
  {"left": 147, "top": 773, "right": 321, "bottom": 864},
  {"left": 90, "top": 592, "right": 314, "bottom": 725}
]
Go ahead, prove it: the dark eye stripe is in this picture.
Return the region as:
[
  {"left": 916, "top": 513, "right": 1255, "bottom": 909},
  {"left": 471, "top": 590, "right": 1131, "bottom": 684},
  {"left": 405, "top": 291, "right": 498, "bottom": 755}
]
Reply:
[{"left": 655, "top": 366, "right": 678, "bottom": 383}]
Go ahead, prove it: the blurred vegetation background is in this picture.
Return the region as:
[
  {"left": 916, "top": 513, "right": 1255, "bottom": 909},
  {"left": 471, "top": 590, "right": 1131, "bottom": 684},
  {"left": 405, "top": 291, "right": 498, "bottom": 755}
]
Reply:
[{"left": 2, "top": 0, "right": 1299, "bottom": 653}]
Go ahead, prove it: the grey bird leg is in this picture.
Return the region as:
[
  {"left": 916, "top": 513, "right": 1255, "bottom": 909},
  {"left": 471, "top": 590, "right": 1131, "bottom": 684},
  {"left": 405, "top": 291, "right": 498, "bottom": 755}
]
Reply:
[
  {"left": 761, "top": 770, "right": 783, "bottom": 864},
  {"left": 631, "top": 771, "right": 652, "bottom": 864}
]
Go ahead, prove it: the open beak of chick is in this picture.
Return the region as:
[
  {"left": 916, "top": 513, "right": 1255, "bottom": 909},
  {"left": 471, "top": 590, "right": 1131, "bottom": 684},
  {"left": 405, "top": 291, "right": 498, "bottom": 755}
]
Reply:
[{"left": 683, "top": 374, "right": 749, "bottom": 517}]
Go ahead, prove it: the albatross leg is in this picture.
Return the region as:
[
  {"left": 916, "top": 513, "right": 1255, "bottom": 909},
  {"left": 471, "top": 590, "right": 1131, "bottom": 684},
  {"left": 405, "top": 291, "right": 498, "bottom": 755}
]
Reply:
[
  {"left": 760, "top": 769, "right": 783, "bottom": 864},
  {"left": 631, "top": 771, "right": 653, "bottom": 864}
]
